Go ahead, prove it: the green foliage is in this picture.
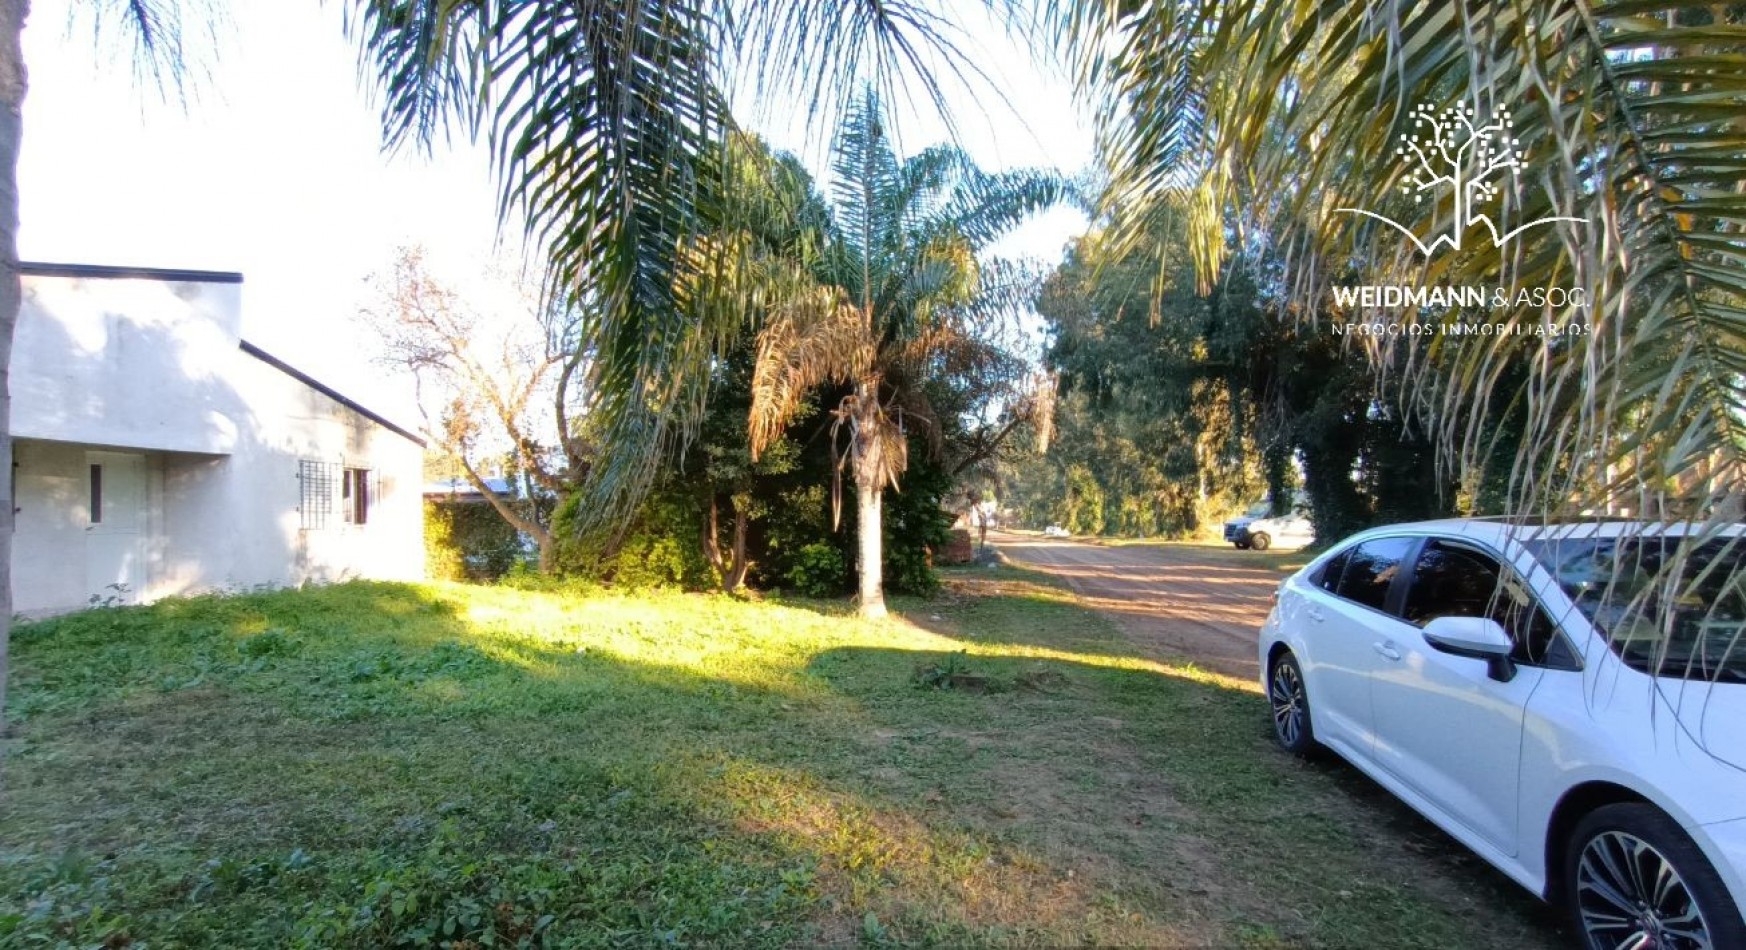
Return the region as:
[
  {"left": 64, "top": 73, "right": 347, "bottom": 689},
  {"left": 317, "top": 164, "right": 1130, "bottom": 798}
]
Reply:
[
  {"left": 1011, "top": 230, "right": 1262, "bottom": 539},
  {"left": 755, "top": 484, "right": 841, "bottom": 590},
  {"left": 1060, "top": 463, "right": 1106, "bottom": 536},
  {"left": 784, "top": 542, "right": 849, "bottom": 598},
  {"left": 423, "top": 500, "right": 524, "bottom": 582},
  {"left": 881, "top": 460, "right": 954, "bottom": 596},
  {"left": 564, "top": 490, "right": 715, "bottom": 590},
  {"left": 1014, "top": 219, "right": 1458, "bottom": 544}
]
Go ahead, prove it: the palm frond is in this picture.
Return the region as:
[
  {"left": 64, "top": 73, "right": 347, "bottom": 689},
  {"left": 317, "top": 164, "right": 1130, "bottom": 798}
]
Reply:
[
  {"left": 78, "top": 0, "right": 220, "bottom": 101},
  {"left": 748, "top": 287, "right": 872, "bottom": 459},
  {"left": 728, "top": 0, "right": 1025, "bottom": 148},
  {"left": 1073, "top": 0, "right": 1746, "bottom": 526}
]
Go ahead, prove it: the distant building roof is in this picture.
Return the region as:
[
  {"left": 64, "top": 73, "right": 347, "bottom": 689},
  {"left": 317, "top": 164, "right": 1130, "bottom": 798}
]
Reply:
[{"left": 424, "top": 476, "right": 512, "bottom": 498}]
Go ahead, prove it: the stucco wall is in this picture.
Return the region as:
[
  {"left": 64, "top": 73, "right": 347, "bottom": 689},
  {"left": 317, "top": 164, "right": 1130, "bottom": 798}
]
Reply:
[
  {"left": 15, "top": 274, "right": 245, "bottom": 454},
  {"left": 12, "top": 268, "right": 424, "bottom": 615}
]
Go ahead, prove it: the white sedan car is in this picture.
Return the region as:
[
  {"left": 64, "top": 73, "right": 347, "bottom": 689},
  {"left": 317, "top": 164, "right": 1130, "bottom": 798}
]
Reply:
[
  {"left": 1224, "top": 511, "right": 1316, "bottom": 551},
  {"left": 1259, "top": 519, "right": 1745, "bottom": 949}
]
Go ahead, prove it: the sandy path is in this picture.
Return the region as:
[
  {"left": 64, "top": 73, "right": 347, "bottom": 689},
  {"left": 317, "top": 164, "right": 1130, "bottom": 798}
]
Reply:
[{"left": 993, "top": 532, "right": 1297, "bottom": 682}]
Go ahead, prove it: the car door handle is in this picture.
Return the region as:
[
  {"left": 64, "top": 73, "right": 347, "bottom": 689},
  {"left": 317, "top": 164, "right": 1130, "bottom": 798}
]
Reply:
[
  {"left": 1306, "top": 606, "right": 1326, "bottom": 623},
  {"left": 1373, "top": 641, "right": 1402, "bottom": 661}
]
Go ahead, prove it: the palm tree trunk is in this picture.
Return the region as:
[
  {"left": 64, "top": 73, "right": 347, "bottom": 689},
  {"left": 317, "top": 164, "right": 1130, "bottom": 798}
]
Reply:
[
  {"left": 855, "top": 470, "right": 886, "bottom": 619},
  {"left": 0, "top": 0, "right": 27, "bottom": 739}
]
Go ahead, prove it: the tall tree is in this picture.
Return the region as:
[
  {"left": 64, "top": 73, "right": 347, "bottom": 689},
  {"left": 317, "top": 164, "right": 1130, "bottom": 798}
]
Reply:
[
  {"left": 362, "top": 246, "right": 582, "bottom": 570},
  {"left": 344, "top": 0, "right": 1022, "bottom": 543},
  {"left": 747, "top": 94, "right": 1064, "bottom": 616},
  {"left": 0, "top": 0, "right": 22, "bottom": 741}
]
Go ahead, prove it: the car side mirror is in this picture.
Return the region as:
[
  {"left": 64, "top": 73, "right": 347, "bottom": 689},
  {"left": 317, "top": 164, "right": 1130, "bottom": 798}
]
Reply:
[{"left": 1422, "top": 616, "right": 1517, "bottom": 683}]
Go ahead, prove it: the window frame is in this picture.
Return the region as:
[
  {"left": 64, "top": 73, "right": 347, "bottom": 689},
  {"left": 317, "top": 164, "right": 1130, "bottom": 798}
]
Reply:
[
  {"left": 342, "top": 467, "right": 372, "bottom": 527},
  {"left": 298, "top": 460, "right": 337, "bottom": 531},
  {"left": 1323, "top": 533, "right": 1419, "bottom": 617},
  {"left": 1397, "top": 534, "right": 1583, "bottom": 672}
]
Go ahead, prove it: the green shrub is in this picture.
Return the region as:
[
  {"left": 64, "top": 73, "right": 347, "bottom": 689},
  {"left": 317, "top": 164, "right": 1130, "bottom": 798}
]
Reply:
[
  {"left": 555, "top": 490, "right": 714, "bottom": 590},
  {"left": 882, "top": 461, "right": 954, "bottom": 596},
  {"left": 784, "top": 542, "right": 848, "bottom": 597},
  {"left": 423, "top": 500, "right": 524, "bottom": 581}
]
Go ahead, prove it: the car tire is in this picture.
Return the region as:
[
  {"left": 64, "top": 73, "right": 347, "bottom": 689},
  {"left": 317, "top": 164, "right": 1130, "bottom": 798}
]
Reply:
[
  {"left": 1234, "top": 540, "right": 1251, "bottom": 550},
  {"left": 1250, "top": 532, "right": 1271, "bottom": 551},
  {"left": 1563, "top": 803, "right": 1746, "bottom": 950},
  {"left": 1267, "top": 652, "right": 1317, "bottom": 757}
]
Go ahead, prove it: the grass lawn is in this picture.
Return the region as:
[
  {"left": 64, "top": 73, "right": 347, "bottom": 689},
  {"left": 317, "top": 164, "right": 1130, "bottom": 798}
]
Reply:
[{"left": 2, "top": 568, "right": 1559, "bottom": 947}]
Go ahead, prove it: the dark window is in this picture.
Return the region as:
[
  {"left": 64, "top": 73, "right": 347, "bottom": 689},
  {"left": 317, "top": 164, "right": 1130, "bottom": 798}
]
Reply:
[
  {"left": 343, "top": 468, "right": 371, "bottom": 526},
  {"left": 1405, "top": 539, "right": 1578, "bottom": 669},
  {"left": 299, "top": 460, "right": 336, "bottom": 530},
  {"left": 89, "top": 463, "right": 103, "bottom": 524},
  {"left": 1316, "top": 548, "right": 1352, "bottom": 593},
  {"left": 1336, "top": 536, "right": 1414, "bottom": 612},
  {"left": 1526, "top": 535, "right": 1744, "bottom": 681}
]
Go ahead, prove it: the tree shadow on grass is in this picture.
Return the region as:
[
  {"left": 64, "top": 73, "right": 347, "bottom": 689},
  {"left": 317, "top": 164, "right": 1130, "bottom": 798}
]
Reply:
[{"left": 801, "top": 639, "right": 1564, "bottom": 948}]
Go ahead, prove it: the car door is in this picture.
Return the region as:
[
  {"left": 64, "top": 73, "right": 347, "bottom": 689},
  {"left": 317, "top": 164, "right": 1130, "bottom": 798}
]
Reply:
[
  {"left": 1280, "top": 515, "right": 1315, "bottom": 546},
  {"left": 1369, "top": 537, "right": 1548, "bottom": 855},
  {"left": 1300, "top": 535, "right": 1416, "bottom": 759}
]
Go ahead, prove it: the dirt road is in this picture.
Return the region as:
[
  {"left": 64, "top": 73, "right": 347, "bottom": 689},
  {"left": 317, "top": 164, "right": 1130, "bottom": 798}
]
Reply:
[{"left": 993, "top": 532, "right": 1306, "bottom": 682}]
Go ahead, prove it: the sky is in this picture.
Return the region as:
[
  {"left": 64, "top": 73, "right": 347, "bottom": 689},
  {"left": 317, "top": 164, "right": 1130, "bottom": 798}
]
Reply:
[{"left": 20, "top": 2, "right": 1092, "bottom": 427}]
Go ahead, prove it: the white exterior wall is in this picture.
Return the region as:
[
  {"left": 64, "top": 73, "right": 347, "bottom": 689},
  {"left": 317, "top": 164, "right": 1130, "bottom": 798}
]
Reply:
[{"left": 12, "top": 268, "right": 424, "bottom": 615}]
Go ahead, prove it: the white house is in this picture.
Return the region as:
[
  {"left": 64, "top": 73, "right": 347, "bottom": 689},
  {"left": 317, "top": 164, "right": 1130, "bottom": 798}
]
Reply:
[{"left": 11, "top": 262, "right": 424, "bottom": 615}]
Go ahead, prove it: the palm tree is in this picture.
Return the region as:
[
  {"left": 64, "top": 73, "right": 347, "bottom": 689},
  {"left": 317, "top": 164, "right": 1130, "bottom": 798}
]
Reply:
[
  {"left": 1058, "top": 0, "right": 1745, "bottom": 530},
  {"left": 746, "top": 95, "right": 1064, "bottom": 617},
  {"left": 342, "top": 0, "right": 1022, "bottom": 538}
]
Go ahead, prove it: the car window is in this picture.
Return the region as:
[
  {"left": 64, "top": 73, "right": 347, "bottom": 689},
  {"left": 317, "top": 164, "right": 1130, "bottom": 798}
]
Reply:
[
  {"left": 1404, "top": 539, "right": 1578, "bottom": 669},
  {"left": 1336, "top": 537, "right": 1414, "bottom": 611},
  {"left": 1525, "top": 535, "right": 1745, "bottom": 682},
  {"left": 1315, "top": 548, "right": 1351, "bottom": 593}
]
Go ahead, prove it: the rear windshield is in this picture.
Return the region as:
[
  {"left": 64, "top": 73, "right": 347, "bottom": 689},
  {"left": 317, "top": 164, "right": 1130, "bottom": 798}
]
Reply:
[{"left": 1524, "top": 535, "right": 1746, "bottom": 683}]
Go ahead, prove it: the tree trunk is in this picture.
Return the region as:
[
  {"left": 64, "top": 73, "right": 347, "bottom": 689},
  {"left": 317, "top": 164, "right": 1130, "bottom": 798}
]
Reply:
[
  {"left": 725, "top": 500, "right": 749, "bottom": 592},
  {"left": 456, "top": 456, "right": 552, "bottom": 572},
  {"left": 702, "top": 494, "right": 751, "bottom": 593},
  {"left": 0, "top": 0, "right": 28, "bottom": 740},
  {"left": 856, "top": 472, "right": 886, "bottom": 619}
]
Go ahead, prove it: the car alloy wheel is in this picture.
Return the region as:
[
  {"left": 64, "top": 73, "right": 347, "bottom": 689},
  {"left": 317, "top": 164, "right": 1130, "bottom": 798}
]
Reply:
[
  {"left": 1575, "top": 830, "right": 1713, "bottom": 949},
  {"left": 1268, "top": 654, "right": 1313, "bottom": 755},
  {"left": 1250, "top": 532, "right": 1271, "bottom": 551}
]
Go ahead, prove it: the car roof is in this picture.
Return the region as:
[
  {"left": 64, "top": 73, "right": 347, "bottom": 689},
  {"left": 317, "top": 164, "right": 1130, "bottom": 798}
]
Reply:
[{"left": 1342, "top": 517, "right": 1746, "bottom": 548}]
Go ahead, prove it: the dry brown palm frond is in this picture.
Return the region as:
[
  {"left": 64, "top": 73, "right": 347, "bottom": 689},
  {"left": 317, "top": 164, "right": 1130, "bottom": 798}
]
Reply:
[{"left": 749, "top": 288, "right": 874, "bottom": 460}]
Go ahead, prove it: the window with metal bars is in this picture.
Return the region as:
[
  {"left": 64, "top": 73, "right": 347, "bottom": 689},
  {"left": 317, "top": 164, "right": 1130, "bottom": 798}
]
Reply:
[{"left": 298, "top": 460, "right": 337, "bottom": 530}]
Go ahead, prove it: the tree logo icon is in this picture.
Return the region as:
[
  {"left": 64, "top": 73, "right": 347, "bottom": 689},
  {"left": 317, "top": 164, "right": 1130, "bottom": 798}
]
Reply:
[{"left": 1336, "top": 103, "right": 1583, "bottom": 256}]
